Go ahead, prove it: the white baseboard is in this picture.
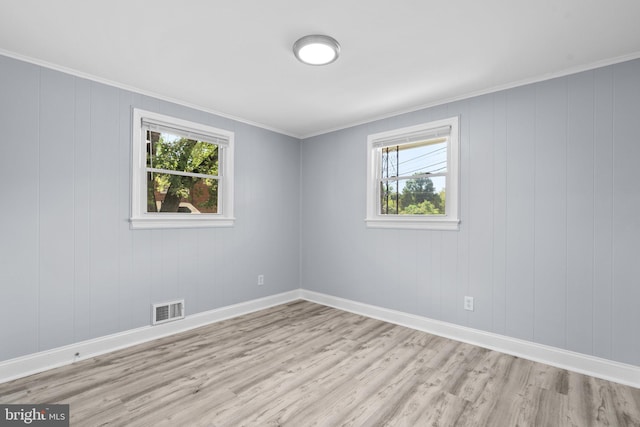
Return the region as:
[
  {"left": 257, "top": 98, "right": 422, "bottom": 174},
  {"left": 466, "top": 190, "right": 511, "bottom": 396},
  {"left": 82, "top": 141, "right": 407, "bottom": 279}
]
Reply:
[
  {"left": 300, "top": 289, "right": 640, "bottom": 389},
  {"left": 0, "top": 290, "right": 302, "bottom": 384},
  {"left": 3, "top": 288, "right": 638, "bottom": 389}
]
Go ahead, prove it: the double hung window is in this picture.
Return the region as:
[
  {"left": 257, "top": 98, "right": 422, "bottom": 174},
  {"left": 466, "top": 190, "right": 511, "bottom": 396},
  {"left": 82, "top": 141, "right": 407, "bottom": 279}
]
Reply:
[
  {"left": 366, "top": 116, "right": 459, "bottom": 230},
  {"left": 130, "top": 109, "right": 234, "bottom": 229}
]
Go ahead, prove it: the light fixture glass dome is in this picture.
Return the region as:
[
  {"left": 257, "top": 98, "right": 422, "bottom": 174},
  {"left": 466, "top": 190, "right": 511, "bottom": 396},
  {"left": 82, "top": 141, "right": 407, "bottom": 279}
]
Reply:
[{"left": 293, "top": 35, "right": 340, "bottom": 65}]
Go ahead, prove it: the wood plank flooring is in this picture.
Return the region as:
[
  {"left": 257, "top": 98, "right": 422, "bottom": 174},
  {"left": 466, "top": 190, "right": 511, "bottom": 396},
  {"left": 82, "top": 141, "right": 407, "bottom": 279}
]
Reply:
[{"left": 0, "top": 300, "right": 639, "bottom": 426}]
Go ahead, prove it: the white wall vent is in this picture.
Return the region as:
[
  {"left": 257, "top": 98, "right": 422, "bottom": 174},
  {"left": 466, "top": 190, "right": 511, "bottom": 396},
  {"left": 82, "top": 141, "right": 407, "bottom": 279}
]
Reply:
[{"left": 152, "top": 299, "right": 185, "bottom": 325}]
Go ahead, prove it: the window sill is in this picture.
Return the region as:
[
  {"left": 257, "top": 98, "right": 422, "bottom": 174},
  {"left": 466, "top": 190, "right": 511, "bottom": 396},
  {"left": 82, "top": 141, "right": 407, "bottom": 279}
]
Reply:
[
  {"left": 365, "top": 216, "right": 460, "bottom": 231},
  {"left": 130, "top": 215, "right": 235, "bottom": 230}
]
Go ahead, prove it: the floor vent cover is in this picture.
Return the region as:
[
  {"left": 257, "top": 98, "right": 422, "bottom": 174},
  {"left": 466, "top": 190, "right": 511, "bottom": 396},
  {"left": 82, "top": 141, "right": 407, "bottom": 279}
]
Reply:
[{"left": 152, "top": 299, "right": 185, "bottom": 325}]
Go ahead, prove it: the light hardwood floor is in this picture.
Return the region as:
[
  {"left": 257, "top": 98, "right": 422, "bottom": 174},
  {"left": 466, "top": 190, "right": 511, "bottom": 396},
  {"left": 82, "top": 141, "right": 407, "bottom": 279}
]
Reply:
[{"left": 1, "top": 300, "right": 639, "bottom": 426}]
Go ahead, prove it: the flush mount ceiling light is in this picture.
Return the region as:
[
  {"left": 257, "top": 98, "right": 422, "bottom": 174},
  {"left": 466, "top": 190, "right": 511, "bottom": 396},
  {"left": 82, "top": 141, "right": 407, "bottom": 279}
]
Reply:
[{"left": 293, "top": 35, "right": 340, "bottom": 66}]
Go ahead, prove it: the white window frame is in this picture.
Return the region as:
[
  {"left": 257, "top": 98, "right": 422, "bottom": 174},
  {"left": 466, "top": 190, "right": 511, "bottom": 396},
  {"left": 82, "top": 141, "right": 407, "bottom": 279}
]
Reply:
[
  {"left": 365, "top": 116, "right": 460, "bottom": 231},
  {"left": 130, "top": 108, "right": 235, "bottom": 229}
]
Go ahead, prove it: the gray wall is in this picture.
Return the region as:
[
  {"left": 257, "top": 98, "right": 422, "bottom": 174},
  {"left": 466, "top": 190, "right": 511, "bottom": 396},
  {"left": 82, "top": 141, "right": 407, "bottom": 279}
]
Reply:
[
  {"left": 300, "top": 59, "right": 640, "bottom": 366},
  {"left": 2, "top": 52, "right": 639, "bottom": 369},
  {"left": 0, "top": 55, "right": 301, "bottom": 362}
]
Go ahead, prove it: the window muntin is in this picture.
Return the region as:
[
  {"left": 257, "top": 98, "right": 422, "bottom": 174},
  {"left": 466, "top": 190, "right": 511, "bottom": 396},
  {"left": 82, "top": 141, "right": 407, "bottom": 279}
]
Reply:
[
  {"left": 366, "top": 116, "right": 459, "bottom": 230},
  {"left": 131, "top": 109, "right": 234, "bottom": 229}
]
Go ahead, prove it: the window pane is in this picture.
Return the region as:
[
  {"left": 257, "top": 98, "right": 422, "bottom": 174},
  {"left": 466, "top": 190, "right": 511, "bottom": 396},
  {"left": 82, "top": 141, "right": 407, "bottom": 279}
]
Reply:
[
  {"left": 147, "top": 172, "right": 219, "bottom": 214},
  {"left": 381, "top": 138, "right": 447, "bottom": 178},
  {"left": 146, "top": 130, "right": 219, "bottom": 176},
  {"left": 380, "top": 180, "right": 399, "bottom": 214},
  {"left": 380, "top": 176, "right": 446, "bottom": 215}
]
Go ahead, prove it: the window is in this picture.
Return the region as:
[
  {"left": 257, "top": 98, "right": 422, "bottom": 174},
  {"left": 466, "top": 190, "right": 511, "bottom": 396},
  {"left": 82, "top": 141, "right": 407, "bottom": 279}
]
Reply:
[
  {"left": 130, "top": 109, "right": 234, "bottom": 229},
  {"left": 365, "top": 116, "right": 459, "bottom": 230}
]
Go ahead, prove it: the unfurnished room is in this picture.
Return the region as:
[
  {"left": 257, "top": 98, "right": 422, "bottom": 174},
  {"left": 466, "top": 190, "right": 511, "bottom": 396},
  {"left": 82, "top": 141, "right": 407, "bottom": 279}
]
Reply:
[{"left": 0, "top": 1, "right": 639, "bottom": 426}]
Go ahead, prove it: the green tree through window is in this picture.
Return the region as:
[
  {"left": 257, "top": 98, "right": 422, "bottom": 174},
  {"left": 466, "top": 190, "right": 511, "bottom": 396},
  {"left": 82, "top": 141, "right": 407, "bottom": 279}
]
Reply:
[
  {"left": 381, "top": 175, "right": 445, "bottom": 215},
  {"left": 146, "top": 130, "right": 220, "bottom": 213}
]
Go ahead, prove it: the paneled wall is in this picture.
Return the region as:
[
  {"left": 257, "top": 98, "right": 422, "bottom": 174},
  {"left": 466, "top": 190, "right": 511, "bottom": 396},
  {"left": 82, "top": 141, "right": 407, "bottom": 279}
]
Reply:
[
  {"left": 300, "top": 59, "right": 640, "bottom": 366},
  {"left": 0, "top": 55, "right": 301, "bottom": 362},
  {"left": 2, "top": 52, "right": 639, "bottom": 369}
]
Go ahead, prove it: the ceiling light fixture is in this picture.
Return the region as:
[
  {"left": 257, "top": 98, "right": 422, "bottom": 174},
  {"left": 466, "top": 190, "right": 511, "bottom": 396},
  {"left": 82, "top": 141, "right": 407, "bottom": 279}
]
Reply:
[{"left": 293, "top": 35, "right": 340, "bottom": 66}]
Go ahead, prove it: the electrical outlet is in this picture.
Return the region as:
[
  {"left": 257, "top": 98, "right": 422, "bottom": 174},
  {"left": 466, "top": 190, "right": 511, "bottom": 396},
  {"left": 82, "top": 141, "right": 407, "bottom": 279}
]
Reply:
[
  {"left": 258, "top": 274, "right": 264, "bottom": 286},
  {"left": 464, "top": 296, "right": 474, "bottom": 311}
]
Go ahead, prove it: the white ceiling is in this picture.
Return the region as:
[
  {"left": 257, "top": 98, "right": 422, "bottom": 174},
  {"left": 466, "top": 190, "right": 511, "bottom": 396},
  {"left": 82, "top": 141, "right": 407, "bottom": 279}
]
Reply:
[{"left": 1, "top": 1, "right": 639, "bottom": 138}]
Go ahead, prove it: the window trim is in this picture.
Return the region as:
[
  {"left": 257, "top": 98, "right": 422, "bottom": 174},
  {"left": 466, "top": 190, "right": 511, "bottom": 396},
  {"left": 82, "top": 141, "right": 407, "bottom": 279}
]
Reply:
[
  {"left": 365, "top": 116, "right": 460, "bottom": 231},
  {"left": 130, "top": 108, "right": 235, "bottom": 229}
]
